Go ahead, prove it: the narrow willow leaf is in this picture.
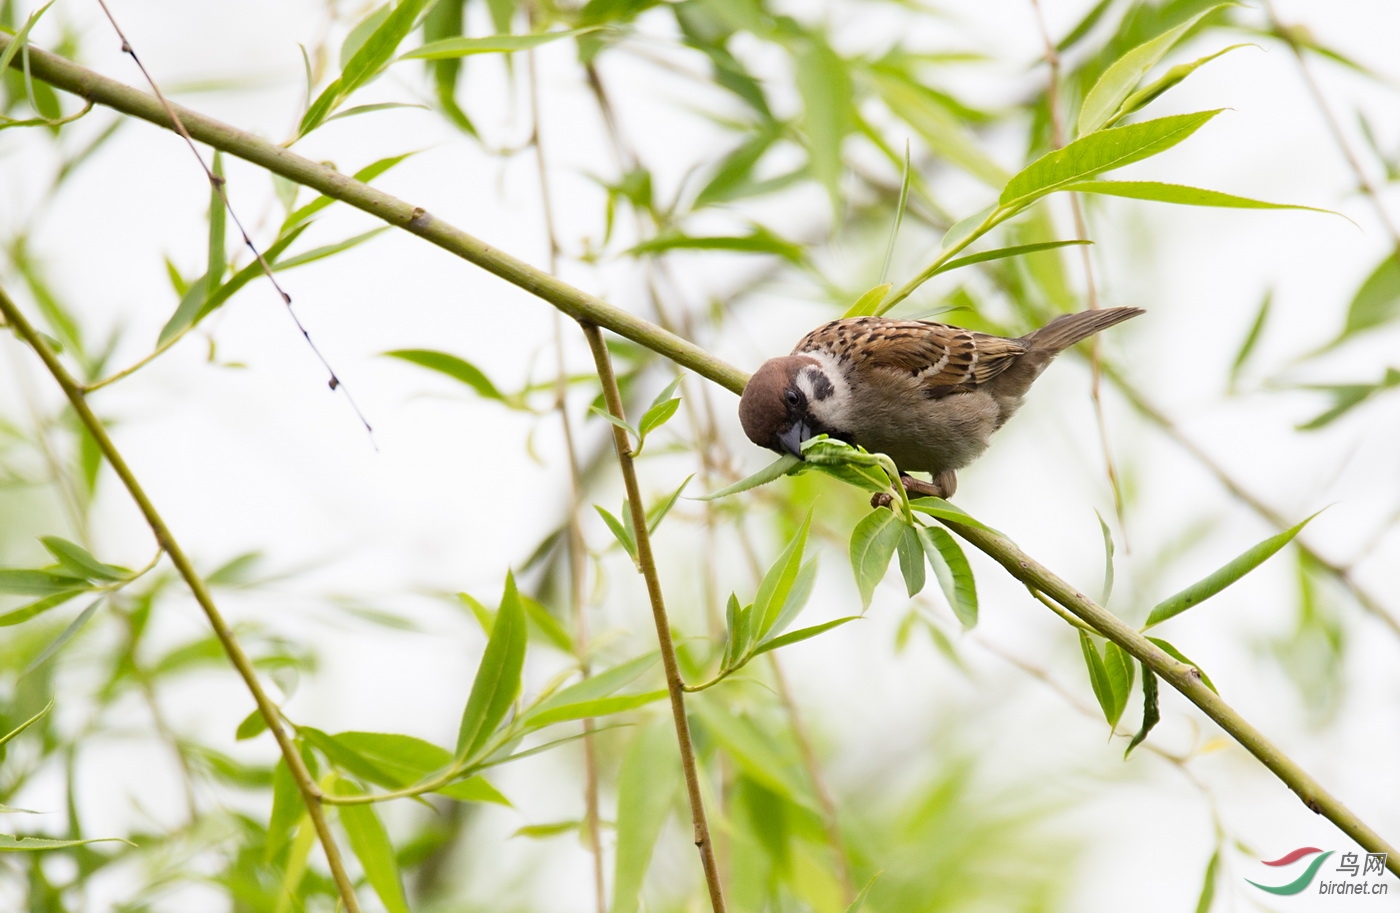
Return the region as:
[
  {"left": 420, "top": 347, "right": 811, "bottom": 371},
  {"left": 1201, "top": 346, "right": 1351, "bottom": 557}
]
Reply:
[
  {"left": 282, "top": 152, "right": 417, "bottom": 233},
  {"left": 752, "top": 616, "right": 860, "bottom": 657},
  {"left": 340, "top": 3, "right": 391, "bottom": 68},
  {"left": 845, "top": 873, "right": 881, "bottom": 913},
  {"left": 512, "top": 821, "right": 580, "bottom": 839},
  {"left": 520, "top": 691, "right": 665, "bottom": 729},
  {"left": 908, "top": 497, "right": 995, "bottom": 532},
  {"left": 1146, "top": 636, "right": 1218, "bottom": 694},
  {"left": 941, "top": 203, "right": 997, "bottom": 250},
  {"left": 435, "top": 776, "right": 510, "bottom": 804},
  {"left": 795, "top": 36, "right": 854, "bottom": 214},
  {"left": 801, "top": 438, "right": 896, "bottom": 493},
  {"left": 753, "top": 513, "right": 813, "bottom": 639},
  {"left": 520, "top": 652, "right": 659, "bottom": 728},
  {"left": 335, "top": 780, "right": 410, "bottom": 913},
  {"left": 0, "top": 835, "right": 128, "bottom": 851},
  {"left": 610, "top": 723, "right": 681, "bottom": 913},
  {"left": 589, "top": 406, "right": 639, "bottom": 442},
  {"left": 1067, "top": 180, "right": 1331, "bottom": 213},
  {"left": 843, "top": 283, "right": 892, "bottom": 319},
  {"left": 879, "top": 140, "right": 912, "bottom": 283},
  {"left": 1228, "top": 290, "right": 1272, "bottom": 392},
  {"left": 896, "top": 523, "right": 926, "bottom": 597},
  {"left": 271, "top": 226, "right": 390, "bottom": 270},
  {"left": 928, "top": 240, "right": 1092, "bottom": 278},
  {"left": 456, "top": 571, "right": 527, "bottom": 759},
  {"left": 729, "top": 601, "right": 753, "bottom": 667},
  {"left": 1103, "top": 641, "right": 1135, "bottom": 727},
  {"left": 1001, "top": 111, "right": 1223, "bottom": 209},
  {"left": 1116, "top": 44, "right": 1253, "bottom": 122},
  {"left": 1145, "top": 513, "right": 1318, "bottom": 628},
  {"left": 646, "top": 475, "right": 692, "bottom": 536},
  {"left": 1297, "top": 368, "right": 1400, "bottom": 430},
  {"left": 1342, "top": 253, "right": 1400, "bottom": 339},
  {"left": 1077, "top": 5, "right": 1231, "bottom": 136},
  {"left": 692, "top": 454, "right": 802, "bottom": 500},
  {"left": 235, "top": 708, "right": 268, "bottom": 741},
  {"left": 594, "top": 505, "right": 637, "bottom": 562},
  {"left": 383, "top": 349, "right": 506, "bottom": 401},
  {"left": 321, "top": 101, "right": 429, "bottom": 125},
  {"left": 157, "top": 154, "right": 227, "bottom": 346},
  {"left": 21, "top": 596, "right": 106, "bottom": 676},
  {"left": 627, "top": 227, "right": 804, "bottom": 262},
  {"left": 1124, "top": 663, "right": 1159, "bottom": 758},
  {"left": 919, "top": 525, "right": 978, "bottom": 628},
  {"left": 722, "top": 594, "right": 741, "bottom": 669},
  {"left": 1079, "top": 631, "right": 1116, "bottom": 726},
  {"left": 1096, "top": 510, "right": 1116, "bottom": 605},
  {"left": 266, "top": 757, "right": 301, "bottom": 861},
  {"left": 1056, "top": 0, "right": 1114, "bottom": 53},
  {"left": 315, "top": 731, "right": 455, "bottom": 788},
  {"left": 0, "top": 589, "right": 88, "bottom": 627},
  {"left": 519, "top": 594, "right": 572, "bottom": 652},
  {"left": 870, "top": 69, "right": 1008, "bottom": 188},
  {"left": 637, "top": 396, "right": 680, "bottom": 440},
  {"left": 849, "top": 509, "right": 903, "bottom": 610},
  {"left": 40, "top": 536, "right": 127, "bottom": 581},
  {"left": 402, "top": 27, "right": 602, "bottom": 59},
  {"left": 691, "top": 700, "right": 811, "bottom": 804},
  {"left": 0, "top": 699, "right": 52, "bottom": 749},
  {"left": 757, "top": 558, "right": 818, "bottom": 642},
  {"left": 299, "top": 0, "right": 431, "bottom": 136},
  {"left": 693, "top": 127, "right": 780, "bottom": 208},
  {"left": 0, "top": 3, "right": 56, "bottom": 83},
  {"left": 1194, "top": 848, "right": 1220, "bottom": 913}
]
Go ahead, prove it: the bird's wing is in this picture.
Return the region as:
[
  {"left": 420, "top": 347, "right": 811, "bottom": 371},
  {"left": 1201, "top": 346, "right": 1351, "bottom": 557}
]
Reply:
[{"left": 798, "top": 318, "right": 1028, "bottom": 391}]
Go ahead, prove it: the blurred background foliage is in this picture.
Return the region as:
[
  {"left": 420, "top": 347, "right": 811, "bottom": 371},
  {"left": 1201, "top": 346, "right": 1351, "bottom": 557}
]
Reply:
[{"left": 1, "top": 0, "right": 1398, "bottom": 910}]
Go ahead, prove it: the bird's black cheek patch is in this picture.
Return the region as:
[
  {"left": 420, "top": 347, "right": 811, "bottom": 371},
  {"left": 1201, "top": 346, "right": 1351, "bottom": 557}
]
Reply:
[{"left": 808, "top": 371, "right": 834, "bottom": 400}]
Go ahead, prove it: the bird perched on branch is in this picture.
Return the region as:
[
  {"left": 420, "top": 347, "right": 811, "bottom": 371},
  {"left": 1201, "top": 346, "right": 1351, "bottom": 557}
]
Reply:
[{"left": 738, "top": 307, "right": 1144, "bottom": 498}]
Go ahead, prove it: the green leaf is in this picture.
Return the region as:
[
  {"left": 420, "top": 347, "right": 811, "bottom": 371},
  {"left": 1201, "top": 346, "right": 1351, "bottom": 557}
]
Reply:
[
  {"left": 753, "top": 513, "right": 813, "bottom": 640},
  {"left": 456, "top": 571, "right": 527, "bottom": 759},
  {"left": 1056, "top": 0, "right": 1114, "bottom": 53},
  {"left": 1067, "top": 180, "right": 1331, "bottom": 213},
  {"left": 282, "top": 152, "right": 417, "bottom": 233},
  {"left": 519, "top": 652, "right": 659, "bottom": 730},
  {"left": 693, "top": 128, "right": 781, "bottom": 208},
  {"left": 610, "top": 723, "right": 681, "bottom": 913},
  {"left": 520, "top": 692, "right": 665, "bottom": 730},
  {"left": 1103, "top": 641, "right": 1135, "bottom": 728},
  {"left": 1001, "top": 111, "right": 1223, "bottom": 209},
  {"left": 235, "top": 709, "right": 269, "bottom": 741},
  {"left": 1146, "top": 636, "right": 1218, "bottom": 694},
  {"left": 520, "top": 594, "right": 574, "bottom": 653},
  {"left": 752, "top": 616, "right": 860, "bottom": 657},
  {"left": 156, "top": 153, "right": 228, "bottom": 346},
  {"left": 627, "top": 227, "right": 804, "bottom": 262},
  {"left": 321, "top": 101, "right": 429, "bottom": 125},
  {"left": 1096, "top": 510, "right": 1116, "bottom": 605},
  {"left": 800, "top": 436, "right": 896, "bottom": 493},
  {"left": 1124, "top": 663, "right": 1159, "bottom": 758},
  {"left": 594, "top": 505, "right": 637, "bottom": 562},
  {"left": 435, "top": 776, "right": 510, "bottom": 804},
  {"left": 845, "top": 873, "right": 881, "bottom": 913},
  {"left": 589, "top": 406, "right": 640, "bottom": 443},
  {"left": 272, "top": 226, "right": 390, "bottom": 271},
  {"left": 1077, "top": 5, "right": 1232, "bottom": 136},
  {"left": 1194, "top": 848, "right": 1220, "bottom": 913},
  {"left": 1116, "top": 44, "right": 1253, "bottom": 122},
  {"left": 39, "top": 536, "right": 127, "bottom": 581},
  {"left": 1079, "top": 631, "right": 1117, "bottom": 727},
  {"left": 880, "top": 142, "right": 912, "bottom": 283},
  {"left": 843, "top": 283, "right": 892, "bottom": 319},
  {"left": 21, "top": 596, "right": 106, "bottom": 675},
  {"left": 266, "top": 757, "right": 302, "bottom": 862},
  {"left": 646, "top": 475, "right": 692, "bottom": 536},
  {"left": 0, "top": 565, "right": 88, "bottom": 595},
  {"left": 512, "top": 820, "right": 580, "bottom": 839},
  {"left": 0, "top": 699, "right": 52, "bottom": 749},
  {"left": 340, "top": 3, "right": 392, "bottom": 68},
  {"left": 918, "top": 525, "right": 978, "bottom": 628},
  {"left": 0, "top": 835, "right": 128, "bottom": 851},
  {"left": 335, "top": 780, "right": 410, "bottom": 913},
  {"left": 384, "top": 349, "right": 505, "bottom": 402},
  {"left": 1342, "top": 253, "right": 1400, "bottom": 339},
  {"left": 402, "top": 26, "right": 602, "bottom": 59},
  {"left": 896, "top": 523, "right": 926, "bottom": 597},
  {"left": 0, "top": 589, "right": 88, "bottom": 627},
  {"left": 637, "top": 397, "right": 680, "bottom": 441},
  {"left": 0, "top": 4, "right": 56, "bottom": 89},
  {"left": 849, "top": 509, "right": 903, "bottom": 610},
  {"left": 1145, "top": 513, "right": 1317, "bottom": 628},
  {"left": 795, "top": 36, "right": 854, "bottom": 214},
  {"left": 694, "top": 454, "right": 802, "bottom": 500},
  {"left": 1229, "top": 290, "right": 1272, "bottom": 392},
  {"left": 1297, "top": 368, "right": 1400, "bottom": 430},
  {"left": 928, "top": 240, "right": 1092, "bottom": 278},
  {"left": 908, "top": 497, "right": 996, "bottom": 532},
  {"left": 869, "top": 68, "right": 1008, "bottom": 188}
]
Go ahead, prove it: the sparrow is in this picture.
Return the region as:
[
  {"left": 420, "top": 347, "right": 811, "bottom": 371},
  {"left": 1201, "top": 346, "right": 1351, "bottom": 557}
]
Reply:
[{"left": 738, "top": 307, "right": 1144, "bottom": 498}]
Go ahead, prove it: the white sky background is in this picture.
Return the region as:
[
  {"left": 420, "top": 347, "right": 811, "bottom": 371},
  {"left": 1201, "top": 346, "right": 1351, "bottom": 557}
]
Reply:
[{"left": 2, "top": 0, "right": 1400, "bottom": 910}]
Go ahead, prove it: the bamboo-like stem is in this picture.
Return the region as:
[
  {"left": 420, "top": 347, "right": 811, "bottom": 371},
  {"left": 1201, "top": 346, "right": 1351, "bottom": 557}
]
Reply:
[
  {"left": 5, "top": 32, "right": 1396, "bottom": 881},
  {"left": 581, "top": 323, "right": 728, "bottom": 913},
  {"left": 0, "top": 35, "right": 745, "bottom": 397},
  {"left": 942, "top": 516, "right": 1400, "bottom": 877},
  {"left": 0, "top": 286, "right": 365, "bottom": 913}
]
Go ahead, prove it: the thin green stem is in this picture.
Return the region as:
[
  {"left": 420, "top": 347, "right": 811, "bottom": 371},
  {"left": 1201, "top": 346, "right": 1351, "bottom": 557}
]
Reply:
[
  {"left": 582, "top": 322, "right": 728, "bottom": 913},
  {"left": 879, "top": 207, "right": 1005, "bottom": 314},
  {"left": 0, "top": 285, "right": 364, "bottom": 913},
  {"left": 83, "top": 324, "right": 192, "bottom": 393}
]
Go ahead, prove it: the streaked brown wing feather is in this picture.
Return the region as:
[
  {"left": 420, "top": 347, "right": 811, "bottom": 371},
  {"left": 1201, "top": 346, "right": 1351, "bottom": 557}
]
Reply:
[{"left": 796, "top": 317, "right": 1027, "bottom": 390}]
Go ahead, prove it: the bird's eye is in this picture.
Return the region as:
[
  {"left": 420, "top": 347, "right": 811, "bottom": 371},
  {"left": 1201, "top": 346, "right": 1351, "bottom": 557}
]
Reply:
[{"left": 784, "top": 390, "right": 800, "bottom": 406}]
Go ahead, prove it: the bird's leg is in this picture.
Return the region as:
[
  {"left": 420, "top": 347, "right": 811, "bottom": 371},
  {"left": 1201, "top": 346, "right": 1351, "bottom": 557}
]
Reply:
[{"left": 900, "top": 470, "right": 957, "bottom": 500}]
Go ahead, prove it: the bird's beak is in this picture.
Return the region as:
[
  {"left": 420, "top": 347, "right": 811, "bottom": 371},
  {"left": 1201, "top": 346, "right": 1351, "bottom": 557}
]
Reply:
[{"left": 776, "top": 420, "right": 811, "bottom": 457}]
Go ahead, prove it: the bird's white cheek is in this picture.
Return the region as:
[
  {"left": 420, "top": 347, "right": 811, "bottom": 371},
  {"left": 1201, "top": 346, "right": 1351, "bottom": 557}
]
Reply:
[{"left": 795, "top": 361, "right": 853, "bottom": 430}]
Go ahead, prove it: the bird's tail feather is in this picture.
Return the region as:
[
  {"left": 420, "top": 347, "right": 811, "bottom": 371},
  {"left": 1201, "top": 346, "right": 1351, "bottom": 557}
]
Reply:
[{"left": 1022, "top": 306, "right": 1144, "bottom": 353}]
